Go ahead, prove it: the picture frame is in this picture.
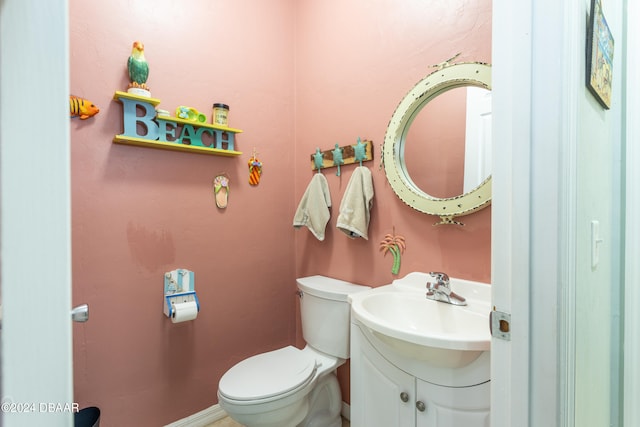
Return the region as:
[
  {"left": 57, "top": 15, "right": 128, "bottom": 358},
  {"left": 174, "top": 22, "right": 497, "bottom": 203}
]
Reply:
[{"left": 586, "top": 0, "right": 614, "bottom": 109}]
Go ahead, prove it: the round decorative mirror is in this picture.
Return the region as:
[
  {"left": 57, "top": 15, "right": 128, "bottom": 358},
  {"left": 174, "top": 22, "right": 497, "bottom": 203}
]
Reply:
[{"left": 382, "top": 62, "right": 492, "bottom": 225}]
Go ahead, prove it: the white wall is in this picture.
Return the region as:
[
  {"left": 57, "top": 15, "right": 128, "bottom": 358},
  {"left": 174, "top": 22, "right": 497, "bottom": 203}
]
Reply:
[{"left": 574, "top": 0, "right": 624, "bottom": 425}]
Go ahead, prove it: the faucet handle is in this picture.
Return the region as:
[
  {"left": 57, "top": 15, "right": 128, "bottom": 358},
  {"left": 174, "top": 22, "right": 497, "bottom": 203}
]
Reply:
[
  {"left": 425, "top": 281, "right": 436, "bottom": 295},
  {"left": 428, "top": 271, "right": 450, "bottom": 284},
  {"left": 426, "top": 272, "right": 467, "bottom": 306}
]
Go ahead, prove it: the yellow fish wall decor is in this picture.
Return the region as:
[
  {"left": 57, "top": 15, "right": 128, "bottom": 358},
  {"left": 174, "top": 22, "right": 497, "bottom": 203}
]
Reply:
[{"left": 70, "top": 96, "right": 100, "bottom": 120}]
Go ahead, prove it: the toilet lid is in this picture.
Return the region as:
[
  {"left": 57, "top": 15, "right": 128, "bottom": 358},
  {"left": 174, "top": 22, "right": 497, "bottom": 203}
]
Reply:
[{"left": 218, "top": 346, "right": 317, "bottom": 401}]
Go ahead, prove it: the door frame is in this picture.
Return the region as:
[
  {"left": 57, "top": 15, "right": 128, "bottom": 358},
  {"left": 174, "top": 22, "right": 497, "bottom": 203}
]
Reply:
[
  {"left": 0, "top": 0, "right": 73, "bottom": 425},
  {"left": 624, "top": 0, "right": 639, "bottom": 424}
]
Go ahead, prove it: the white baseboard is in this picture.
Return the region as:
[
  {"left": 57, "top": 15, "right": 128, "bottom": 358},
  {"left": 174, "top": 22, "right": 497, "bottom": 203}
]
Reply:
[
  {"left": 341, "top": 402, "right": 350, "bottom": 421},
  {"left": 165, "top": 404, "right": 227, "bottom": 427},
  {"left": 165, "top": 401, "right": 350, "bottom": 426}
]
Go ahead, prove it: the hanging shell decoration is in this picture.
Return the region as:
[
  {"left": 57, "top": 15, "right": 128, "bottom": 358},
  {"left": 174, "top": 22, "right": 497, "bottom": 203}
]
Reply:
[{"left": 379, "top": 228, "right": 406, "bottom": 275}]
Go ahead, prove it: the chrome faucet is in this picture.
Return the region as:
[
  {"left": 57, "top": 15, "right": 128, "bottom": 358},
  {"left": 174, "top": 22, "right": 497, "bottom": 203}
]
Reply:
[{"left": 426, "top": 271, "right": 467, "bottom": 306}]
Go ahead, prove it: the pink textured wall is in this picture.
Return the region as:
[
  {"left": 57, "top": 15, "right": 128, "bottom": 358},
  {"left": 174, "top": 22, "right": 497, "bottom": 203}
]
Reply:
[
  {"left": 70, "top": 0, "right": 490, "bottom": 424},
  {"left": 294, "top": 0, "right": 492, "bottom": 285},
  {"left": 293, "top": 0, "right": 492, "bottom": 401},
  {"left": 70, "top": 1, "right": 296, "bottom": 425}
]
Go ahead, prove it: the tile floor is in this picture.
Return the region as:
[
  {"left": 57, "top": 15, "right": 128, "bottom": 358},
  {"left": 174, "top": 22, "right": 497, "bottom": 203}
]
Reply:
[{"left": 207, "top": 416, "right": 350, "bottom": 427}]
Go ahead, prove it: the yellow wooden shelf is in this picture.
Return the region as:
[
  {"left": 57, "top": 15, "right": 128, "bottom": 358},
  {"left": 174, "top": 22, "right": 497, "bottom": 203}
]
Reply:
[
  {"left": 113, "top": 90, "right": 162, "bottom": 106},
  {"left": 112, "top": 90, "right": 243, "bottom": 157},
  {"left": 113, "top": 135, "right": 242, "bottom": 156}
]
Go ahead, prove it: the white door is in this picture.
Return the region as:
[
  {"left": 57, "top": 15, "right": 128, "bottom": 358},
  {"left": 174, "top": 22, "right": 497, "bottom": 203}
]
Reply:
[
  {"left": 1, "top": 0, "right": 73, "bottom": 426},
  {"left": 490, "top": 1, "right": 536, "bottom": 425},
  {"left": 492, "top": 0, "right": 574, "bottom": 425}
]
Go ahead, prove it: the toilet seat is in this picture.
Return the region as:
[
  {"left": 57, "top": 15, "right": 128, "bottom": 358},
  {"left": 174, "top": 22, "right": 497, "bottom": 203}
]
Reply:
[{"left": 218, "top": 346, "right": 318, "bottom": 402}]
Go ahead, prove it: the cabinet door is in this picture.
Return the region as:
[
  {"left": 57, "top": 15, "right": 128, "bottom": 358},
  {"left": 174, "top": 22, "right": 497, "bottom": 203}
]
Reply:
[
  {"left": 351, "top": 324, "right": 415, "bottom": 427},
  {"left": 416, "top": 379, "right": 491, "bottom": 427}
]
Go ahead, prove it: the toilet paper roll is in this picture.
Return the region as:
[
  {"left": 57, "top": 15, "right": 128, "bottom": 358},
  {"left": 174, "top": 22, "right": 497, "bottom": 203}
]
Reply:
[{"left": 171, "top": 301, "right": 198, "bottom": 323}]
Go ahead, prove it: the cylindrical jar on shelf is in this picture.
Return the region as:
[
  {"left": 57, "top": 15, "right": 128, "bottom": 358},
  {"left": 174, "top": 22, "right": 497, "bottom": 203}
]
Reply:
[{"left": 212, "top": 103, "right": 229, "bottom": 126}]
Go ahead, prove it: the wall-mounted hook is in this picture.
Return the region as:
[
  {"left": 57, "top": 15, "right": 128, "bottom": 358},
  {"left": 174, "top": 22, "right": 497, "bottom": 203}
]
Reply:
[
  {"left": 353, "top": 137, "right": 367, "bottom": 167},
  {"left": 313, "top": 147, "right": 324, "bottom": 173},
  {"left": 332, "top": 143, "right": 344, "bottom": 176}
]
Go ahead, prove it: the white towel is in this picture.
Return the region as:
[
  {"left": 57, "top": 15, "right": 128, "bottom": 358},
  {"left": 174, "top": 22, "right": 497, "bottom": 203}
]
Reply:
[
  {"left": 336, "top": 166, "right": 374, "bottom": 239},
  {"left": 293, "top": 173, "right": 332, "bottom": 241}
]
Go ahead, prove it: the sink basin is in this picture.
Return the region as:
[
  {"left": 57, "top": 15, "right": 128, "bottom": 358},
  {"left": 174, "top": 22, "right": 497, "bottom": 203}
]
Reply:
[{"left": 349, "top": 272, "right": 491, "bottom": 368}]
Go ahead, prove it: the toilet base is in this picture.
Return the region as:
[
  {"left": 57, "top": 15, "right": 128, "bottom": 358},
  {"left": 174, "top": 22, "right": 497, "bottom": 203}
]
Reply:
[
  {"left": 298, "top": 371, "right": 342, "bottom": 427},
  {"left": 221, "top": 397, "right": 308, "bottom": 427},
  {"left": 220, "top": 370, "right": 342, "bottom": 427}
]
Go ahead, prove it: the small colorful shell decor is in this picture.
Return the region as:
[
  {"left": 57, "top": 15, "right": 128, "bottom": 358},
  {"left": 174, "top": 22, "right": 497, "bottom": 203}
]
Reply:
[
  {"left": 176, "top": 106, "right": 207, "bottom": 123},
  {"left": 248, "top": 149, "right": 262, "bottom": 186},
  {"left": 379, "top": 228, "right": 406, "bottom": 275}
]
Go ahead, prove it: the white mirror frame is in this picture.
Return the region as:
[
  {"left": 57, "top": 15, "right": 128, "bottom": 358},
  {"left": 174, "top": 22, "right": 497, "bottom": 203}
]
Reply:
[{"left": 382, "top": 62, "right": 492, "bottom": 225}]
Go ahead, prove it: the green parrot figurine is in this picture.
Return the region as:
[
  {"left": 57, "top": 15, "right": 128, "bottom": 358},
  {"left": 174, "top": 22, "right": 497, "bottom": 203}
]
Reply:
[{"left": 127, "top": 41, "right": 149, "bottom": 90}]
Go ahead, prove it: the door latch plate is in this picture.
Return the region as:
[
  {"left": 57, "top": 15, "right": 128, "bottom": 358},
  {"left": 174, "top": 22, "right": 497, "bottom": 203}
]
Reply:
[{"left": 490, "top": 309, "right": 511, "bottom": 341}]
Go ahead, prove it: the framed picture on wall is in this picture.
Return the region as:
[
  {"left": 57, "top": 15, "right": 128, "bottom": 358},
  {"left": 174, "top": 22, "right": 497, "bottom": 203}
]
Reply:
[{"left": 586, "top": 0, "right": 614, "bottom": 109}]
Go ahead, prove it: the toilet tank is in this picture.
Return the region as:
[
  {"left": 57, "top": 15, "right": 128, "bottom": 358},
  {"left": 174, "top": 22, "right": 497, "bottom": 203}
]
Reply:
[{"left": 297, "top": 275, "right": 370, "bottom": 359}]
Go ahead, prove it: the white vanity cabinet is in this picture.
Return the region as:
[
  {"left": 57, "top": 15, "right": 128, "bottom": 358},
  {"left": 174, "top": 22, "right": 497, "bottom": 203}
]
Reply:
[
  {"left": 416, "top": 378, "right": 490, "bottom": 426},
  {"left": 350, "top": 320, "right": 491, "bottom": 427},
  {"left": 352, "top": 325, "right": 416, "bottom": 426}
]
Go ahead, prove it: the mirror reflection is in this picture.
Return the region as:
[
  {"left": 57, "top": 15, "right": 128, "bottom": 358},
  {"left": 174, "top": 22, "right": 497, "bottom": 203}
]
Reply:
[{"left": 404, "top": 86, "right": 492, "bottom": 199}]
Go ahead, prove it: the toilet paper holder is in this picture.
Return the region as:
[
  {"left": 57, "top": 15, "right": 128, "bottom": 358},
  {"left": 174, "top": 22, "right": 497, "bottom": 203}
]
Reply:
[
  {"left": 163, "top": 269, "right": 200, "bottom": 319},
  {"left": 164, "top": 291, "right": 200, "bottom": 319}
]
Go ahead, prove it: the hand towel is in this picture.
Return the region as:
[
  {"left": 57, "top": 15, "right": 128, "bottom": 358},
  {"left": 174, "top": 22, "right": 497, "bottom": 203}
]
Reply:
[
  {"left": 293, "top": 173, "right": 332, "bottom": 241},
  {"left": 336, "top": 166, "right": 374, "bottom": 239}
]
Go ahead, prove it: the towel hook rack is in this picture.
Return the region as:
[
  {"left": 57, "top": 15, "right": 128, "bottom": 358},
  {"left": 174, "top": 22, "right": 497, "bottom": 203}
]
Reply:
[{"left": 309, "top": 138, "right": 373, "bottom": 172}]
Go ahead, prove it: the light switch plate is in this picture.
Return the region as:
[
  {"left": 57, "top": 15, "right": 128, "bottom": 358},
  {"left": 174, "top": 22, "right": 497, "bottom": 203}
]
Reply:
[{"left": 591, "top": 220, "right": 604, "bottom": 269}]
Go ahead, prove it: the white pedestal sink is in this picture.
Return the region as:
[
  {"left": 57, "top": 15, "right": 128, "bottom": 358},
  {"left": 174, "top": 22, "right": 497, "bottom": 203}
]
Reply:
[
  {"left": 350, "top": 272, "right": 491, "bottom": 368},
  {"left": 349, "top": 272, "right": 492, "bottom": 427}
]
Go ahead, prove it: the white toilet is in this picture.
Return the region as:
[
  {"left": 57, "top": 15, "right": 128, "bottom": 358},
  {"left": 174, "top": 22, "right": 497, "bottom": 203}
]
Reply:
[{"left": 217, "top": 275, "right": 370, "bottom": 427}]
